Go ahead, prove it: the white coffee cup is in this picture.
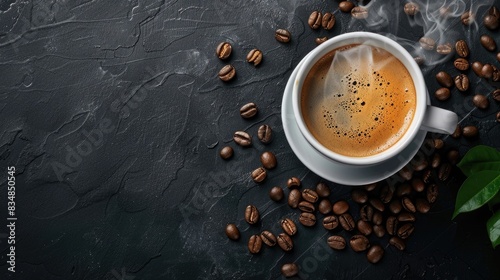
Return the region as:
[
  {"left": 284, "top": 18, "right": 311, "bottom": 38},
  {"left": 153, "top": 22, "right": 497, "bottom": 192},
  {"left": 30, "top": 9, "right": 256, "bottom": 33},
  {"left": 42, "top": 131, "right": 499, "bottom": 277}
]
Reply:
[{"left": 292, "top": 32, "right": 458, "bottom": 166}]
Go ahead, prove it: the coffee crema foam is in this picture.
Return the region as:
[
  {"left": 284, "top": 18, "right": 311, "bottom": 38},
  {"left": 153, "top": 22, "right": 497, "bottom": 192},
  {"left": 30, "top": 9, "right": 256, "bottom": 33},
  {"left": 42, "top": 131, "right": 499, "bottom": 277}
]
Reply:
[{"left": 301, "top": 44, "right": 416, "bottom": 157}]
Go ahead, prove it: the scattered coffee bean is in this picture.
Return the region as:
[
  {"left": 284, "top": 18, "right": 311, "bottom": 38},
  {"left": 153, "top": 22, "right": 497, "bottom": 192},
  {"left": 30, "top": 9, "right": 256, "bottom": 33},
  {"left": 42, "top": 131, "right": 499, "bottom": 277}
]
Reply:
[
  {"left": 431, "top": 153, "right": 441, "bottom": 168},
  {"left": 277, "top": 233, "right": 293, "bottom": 251},
  {"left": 246, "top": 49, "right": 263, "bottom": 66},
  {"left": 288, "top": 189, "right": 302, "bottom": 208},
  {"left": 398, "top": 165, "right": 414, "bottom": 181},
  {"left": 234, "top": 131, "right": 252, "bottom": 147},
  {"left": 455, "top": 40, "right": 469, "bottom": 57},
  {"left": 316, "top": 37, "right": 328, "bottom": 45},
  {"left": 302, "top": 189, "right": 319, "bottom": 203},
  {"left": 275, "top": 29, "right": 291, "bottom": 43},
  {"left": 340, "top": 213, "right": 356, "bottom": 231},
  {"left": 369, "top": 198, "right": 385, "bottom": 212},
  {"left": 260, "top": 151, "right": 277, "bottom": 169},
  {"left": 315, "top": 182, "right": 331, "bottom": 197},
  {"left": 299, "top": 212, "right": 316, "bottom": 227},
  {"left": 220, "top": 146, "right": 234, "bottom": 160},
  {"left": 327, "top": 235, "right": 346, "bottom": 250},
  {"left": 281, "top": 263, "right": 299, "bottom": 278},
  {"left": 269, "top": 186, "right": 284, "bottom": 201},
  {"left": 350, "top": 235, "right": 370, "bottom": 252},
  {"left": 245, "top": 205, "right": 260, "bottom": 224},
  {"left": 411, "top": 178, "right": 425, "bottom": 192},
  {"left": 351, "top": 6, "right": 369, "bottom": 19},
  {"left": 389, "top": 200, "right": 403, "bottom": 214},
  {"left": 373, "top": 225, "right": 385, "bottom": 238},
  {"left": 359, "top": 205, "right": 374, "bottom": 223},
  {"left": 497, "top": 111, "right": 500, "bottom": 122},
  {"left": 366, "top": 245, "right": 384, "bottom": 264},
  {"left": 492, "top": 89, "right": 500, "bottom": 101},
  {"left": 322, "top": 12, "right": 336, "bottom": 30},
  {"left": 438, "top": 163, "right": 452, "bottom": 181},
  {"left": 480, "top": 34, "right": 497, "bottom": 51},
  {"left": 419, "top": 37, "right": 436, "bottom": 50},
  {"left": 339, "top": 1, "right": 355, "bottom": 13},
  {"left": 216, "top": 42, "right": 232, "bottom": 60},
  {"left": 240, "top": 102, "right": 258, "bottom": 119},
  {"left": 380, "top": 185, "right": 394, "bottom": 204},
  {"left": 257, "top": 124, "right": 272, "bottom": 144},
  {"left": 281, "top": 218, "right": 297, "bottom": 236},
  {"left": 436, "top": 71, "right": 453, "bottom": 87},
  {"left": 308, "top": 11, "right": 322, "bottom": 29},
  {"left": 416, "top": 198, "right": 431, "bottom": 214},
  {"left": 414, "top": 56, "right": 425, "bottom": 65},
  {"left": 461, "top": 10, "right": 474, "bottom": 25},
  {"left": 318, "top": 199, "right": 332, "bottom": 215},
  {"left": 386, "top": 216, "right": 399, "bottom": 235},
  {"left": 462, "top": 125, "right": 479, "bottom": 138},
  {"left": 437, "top": 43, "right": 453, "bottom": 55},
  {"left": 434, "top": 87, "right": 450, "bottom": 101},
  {"left": 427, "top": 184, "right": 439, "bottom": 203},
  {"left": 372, "top": 211, "right": 384, "bottom": 226},
  {"left": 352, "top": 188, "right": 368, "bottom": 204},
  {"left": 447, "top": 149, "right": 460, "bottom": 164},
  {"left": 493, "top": 65, "right": 500, "bottom": 81},
  {"left": 482, "top": 64, "right": 494, "bottom": 79},
  {"left": 333, "top": 200, "right": 350, "bottom": 215},
  {"left": 364, "top": 183, "right": 378, "bottom": 192},
  {"left": 287, "top": 177, "right": 301, "bottom": 188},
  {"left": 402, "top": 197, "right": 416, "bottom": 213},
  {"left": 398, "top": 223, "right": 415, "bottom": 239},
  {"left": 357, "top": 220, "right": 373, "bottom": 236},
  {"left": 422, "top": 169, "right": 432, "bottom": 184},
  {"left": 396, "top": 183, "right": 412, "bottom": 197},
  {"left": 260, "top": 230, "right": 277, "bottom": 247},
  {"left": 225, "top": 223, "right": 240, "bottom": 240},
  {"left": 434, "top": 138, "right": 445, "bottom": 149},
  {"left": 323, "top": 215, "right": 339, "bottom": 230},
  {"left": 251, "top": 167, "right": 267, "bottom": 183},
  {"left": 248, "top": 234, "right": 262, "bottom": 254},
  {"left": 472, "top": 61, "right": 484, "bottom": 77},
  {"left": 452, "top": 124, "right": 462, "bottom": 138},
  {"left": 219, "top": 65, "right": 236, "bottom": 82},
  {"left": 397, "top": 211, "right": 416, "bottom": 222},
  {"left": 411, "top": 156, "right": 428, "bottom": 172},
  {"left": 389, "top": 236, "right": 406, "bottom": 251},
  {"left": 454, "top": 58, "right": 469, "bottom": 71},
  {"left": 454, "top": 74, "right": 469, "bottom": 91},
  {"left": 298, "top": 201, "right": 316, "bottom": 213},
  {"left": 404, "top": 2, "right": 419, "bottom": 16},
  {"left": 484, "top": 14, "right": 499, "bottom": 30}
]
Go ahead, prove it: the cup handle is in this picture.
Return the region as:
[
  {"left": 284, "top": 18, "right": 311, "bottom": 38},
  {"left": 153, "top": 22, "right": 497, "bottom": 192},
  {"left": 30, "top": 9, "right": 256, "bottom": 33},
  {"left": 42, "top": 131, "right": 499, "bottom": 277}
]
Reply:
[{"left": 421, "top": 105, "right": 458, "bottom": 134}]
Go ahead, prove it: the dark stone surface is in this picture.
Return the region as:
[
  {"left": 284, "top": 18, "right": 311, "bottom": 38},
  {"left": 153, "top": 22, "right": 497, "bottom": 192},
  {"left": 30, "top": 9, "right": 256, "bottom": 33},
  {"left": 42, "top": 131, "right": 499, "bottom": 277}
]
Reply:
[{"left": 0, "top": 0, "right": 499, "bottom": 279}]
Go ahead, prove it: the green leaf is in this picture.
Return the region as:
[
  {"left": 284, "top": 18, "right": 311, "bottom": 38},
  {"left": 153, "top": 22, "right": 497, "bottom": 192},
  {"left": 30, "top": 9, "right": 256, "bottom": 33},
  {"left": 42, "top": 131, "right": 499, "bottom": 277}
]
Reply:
[
  {"left": 488, "top": 192, "right": 500, "bottom": 212},
  {"left": 453, "top": 170, "right": 500, "bottom": 219},
  {"left": 457, "top": 145, "right": 500, "bottom": 177},
  {"left": 486, "top": 211, "right": 500, "bottom": 248}
]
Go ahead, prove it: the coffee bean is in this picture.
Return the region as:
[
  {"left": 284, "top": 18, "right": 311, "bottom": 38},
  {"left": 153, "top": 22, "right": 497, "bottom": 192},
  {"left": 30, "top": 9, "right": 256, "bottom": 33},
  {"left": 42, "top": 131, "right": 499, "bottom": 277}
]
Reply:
[
  {"left": 225, "top": 223, "right": 240, "bottom": 240},
  {"left": 434, "top": 88, "right": 450, "bottom": 101},
  {"left": 269, "top": 186, "right": 284, "bottom": 201},
  {"left": 482, "top": 64, "right": 494, "bottom": 79},
  {"left": 333, "top": 200, "right": 350, "bottom": 215},
  {"left": 389, "top": 200, "right": 403, "bottom": 214},
  {"left": 434, "top": 138, "right": 445, "bottom": 149},
  {"left": 216, "top": 42, "right": 232, "bottom": 60},
  {"left": 493, "top": 65, "right": 500, "bottom": 82},
  {"left": 323, "top": 215, "right": 339, "bottom": 230},
  {"left": 397, "top": 223, "right": 415, "bottom": 239},
  {"left": 398, "top": 165, "right": 414, "bottom": 181},
  {"left": 446, "top": 149, "right": 459, "bottom": 165},
  {"left": 308, "top": 11, "right": 322, "bottom": 29},
  {"left": 461, "top": 10, "right": 474, "bottom": 25},
  {"left": 480, "top": 34, "right": 497, "bottom": 51},
  {"left": 435, "top": 71, "right": 453, "bottom": 88},
  {"left": 281, "top": 263, "right": 299, "bottom": 278},
  {"left": 318, "top": 199, "right": 332, "bottom": 215},
  {"left": 402, "top": 197, "right": 416, "bottom": 213},
  {"left": 373, "top": 225, "right": 385, "bottom": 238},
  {"left": 275, "top": 29, "right": 291, "bottom": 43},
  {"left": 411, "top": 156, "right": 428, "bottom": 172},
  {"left": 260, "top": 151, "right": 277, "bottom": 169},
  {"left": 239, "top": 102, "right": 257, "bottom": 119},
  {"left": 322, "top": 12, "right": 336, "bottom": 30},
  {"left": 452, "top": 124, "right": 462, "bottom": 138},
  {"left": 220, "top": 146, "right": 234, "bottom": 160},
  {"left": 350, "top": 235, "right": 370, "bottom": 252},
  {"left": 454, "top": 58, "right": 469, "bottom": 71},
  {"left": 419, "top": 37, "right": 436, "bottom": 50},
  {"left": 472, "top": 61, "right": 484, "bottom": 77},
  {"left": 277, "top": 233, "right": 293, "bottom": 251},
  {"left": 489, "top": 6, "right": 500, "bottom": 19},
  {"left": 260, "top": 230, "right": 277, "bottom": 247},
  {"left": 246, "top": 49, "right": 263, "bottom": 66},
  {"left": 352, "top": 189, "right": 368, "bottom": 204},
  {"left": 299, "top": 212, "right": 316, "bottom": 227},
  {"left": 438, "top": 163, "right": 452, "bottom": 181},
  {"left": 218, "top": 65, "right": 236, "bottom": 82},
  {"left": 366, "top": 245, "right": 384, "bottom": 264},
  {"left": 436, "top": 43, "right": 453, "bottom": 55},
  {"left": 360, "top": 205, "right": 374, "bottom": 222},
  {"left": 462, "top": 125, "right": 479, "bottom": 138},
  {"left": 389, "top": 236, "right": 406, "bottom": 251},
  {"left": 484, "top": 14, "right": 499, "bottom": 30},
  {"left": 427, "top": 184, "right": 439, "bottom": 203},
  {"left": 493, "top": 89, "right": 500, "bottom": 101},
  {"left": 298, "top": 201, "right": 316, "bottom": 213},
  {"left": 281, "top": 218, "right": 297, "bottom": 236},
  {"left": 397, "top": 211, "right": 416, "bottom": 222},
  {"left": 357, "top": 220, "right": 373, "bottom": 236},
  {"left": 404, "top": 2, "right": 419, "bottom": 16},
  {"left": 386, "top": 216, "right": 399, "bottom": 235},
  {"left": 430, "top": 153, "right": 441, "bottom": 169},
  {"left": 288, "top": 189, "right": 302, "bottom": 208},
  {"left": 248, "top": 234, "right": 262, "bottom": 254},
  {"left": 422, "top": 169, "right": 432, "bottom": 184},
  {"left": 327, "top": 235, "right": 346, "bottom": 250},
  {"left": 339, "top": 1, "right": 355, "bottom": 13},
  {"left": 372, "top": 211, "right": 383, "bottom": 226},
  {"left": 369, "top": 198, "right": 385, "bottom": 212},
  {"left": 340, "top": 213, "right": 356, "bottom": 231},
  {"left": 287, "top": 177, "right": 301, "bottom": 188},
  {"left": 380, "top": 185, "right": 394, "bottom": 204},
  {"left": 316, "top": 37, "right": 328, "bottom": 45},
  {"left": 497, "top": 111, "right": 500, "bottom": 122},
  {"left": 234, "top": 131, "right": 251, "bottom": 147},
  {"left": 454, "top": 74, "right": 469, "bottom": 91},
  {"left": 257, "top": 124, "right": 272, "bottom": 144},
  {"left": 416, "top": 198, "right": 431, "bottom": 214},
  {"left": 251, "top": 167, "right": 267, "bottom": 183},
  {"left": 245, "top": 205, "right": 260, "bottom": 224},
  {"left": 302, "top": 189, "right": 319, "bottom": 203},
  {"left": 414, "top": 56, "right": 425, "bottom": 65},
  {"left": 315, "top": 182, "right": 331, "bottom": 197},
  {"left": 455, "top": 40, "right": 469, "bottom": 57},
  {"left": 396, "top": 183, "right": 412, "bottom": 197},
  {"left": 364, "top": 183, "right": 378, "bottom": 192},
  {"left": 351, "top": 6, "right": 369, "bottom": 19}
]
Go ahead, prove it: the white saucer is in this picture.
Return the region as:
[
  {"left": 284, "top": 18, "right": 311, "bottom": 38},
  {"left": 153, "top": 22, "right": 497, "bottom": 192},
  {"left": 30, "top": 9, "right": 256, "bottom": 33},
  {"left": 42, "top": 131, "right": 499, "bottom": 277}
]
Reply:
[{"left": 281, "top": 55, "right": 426, "bottom": 186}]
